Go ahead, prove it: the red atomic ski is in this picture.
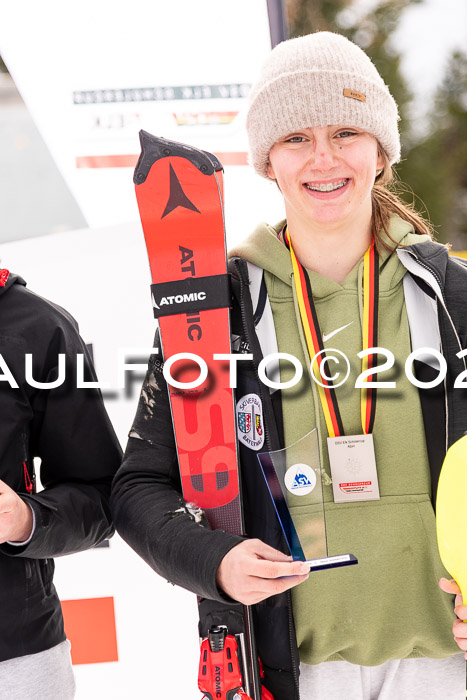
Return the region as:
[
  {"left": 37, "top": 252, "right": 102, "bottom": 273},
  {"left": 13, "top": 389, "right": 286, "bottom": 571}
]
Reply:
[
  {"left": 134, "top": 130, "right": 240, "bottom": 532},
  {"left": 133, "top": 131, "right": 267, "bottom": 700}
]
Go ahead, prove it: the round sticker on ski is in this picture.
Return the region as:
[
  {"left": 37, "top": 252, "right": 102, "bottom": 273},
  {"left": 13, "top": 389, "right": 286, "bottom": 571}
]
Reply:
[
  {"left": 236, "top": 393, "right": 264, "bottom": 451},
  {"left": 284, "top": 463, "right": 317, "bottom": 496}
]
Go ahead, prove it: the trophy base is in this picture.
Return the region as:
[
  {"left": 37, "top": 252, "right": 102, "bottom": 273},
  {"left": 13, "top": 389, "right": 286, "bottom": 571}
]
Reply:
[{"left": 304, "top": 553, "right": 358, "bottom": 571}]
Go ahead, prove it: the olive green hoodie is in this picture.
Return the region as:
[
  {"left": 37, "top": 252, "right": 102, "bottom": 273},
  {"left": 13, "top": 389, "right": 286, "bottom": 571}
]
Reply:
[{"left": 229, "top": 216, "right": 458, "bottom": 666}]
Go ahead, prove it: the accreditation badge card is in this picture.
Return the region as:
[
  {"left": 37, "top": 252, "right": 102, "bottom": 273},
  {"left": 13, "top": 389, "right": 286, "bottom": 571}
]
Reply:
[{"left": 328, "top": 434, "right": 380, "bottom": 504}]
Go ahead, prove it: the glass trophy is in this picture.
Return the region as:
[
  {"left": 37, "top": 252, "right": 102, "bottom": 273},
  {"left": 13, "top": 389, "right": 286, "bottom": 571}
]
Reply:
[{"left": 257, "top": 429, "right": 357, "bottom": 571}]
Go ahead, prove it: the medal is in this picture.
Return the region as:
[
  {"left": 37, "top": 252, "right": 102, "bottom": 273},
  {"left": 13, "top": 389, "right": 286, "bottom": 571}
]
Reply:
[{"left": 284, "top": 227, "right": 380, "bottom": 503}]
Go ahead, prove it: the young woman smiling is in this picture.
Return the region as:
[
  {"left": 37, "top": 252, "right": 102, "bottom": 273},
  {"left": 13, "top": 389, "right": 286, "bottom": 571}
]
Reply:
[
  {"left": 112, "top": 32, "right": 467, "bottom": 699},
  {"left": 267, "top": 125, "right": 384, "bottom": 282}
]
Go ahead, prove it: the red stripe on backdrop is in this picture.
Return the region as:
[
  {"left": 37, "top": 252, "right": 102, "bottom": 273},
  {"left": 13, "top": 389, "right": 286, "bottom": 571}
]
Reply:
[
  {"left": 61, "top": 597, "right": 118, "bottom": 665},
  {"left": 215, "top": 152, "right": 249, "bottom": 166},
  {"left": 76, "top": 154, "right": 138, "bottom": 168},
  {"left": 76, "top": 152, "right": 248, "bottom": 168}
]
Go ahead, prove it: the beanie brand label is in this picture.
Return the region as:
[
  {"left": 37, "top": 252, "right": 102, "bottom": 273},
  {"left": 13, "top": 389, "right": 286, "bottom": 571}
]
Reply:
[{"left": 343, "top": 88, "right": 366, "bottom": 103}]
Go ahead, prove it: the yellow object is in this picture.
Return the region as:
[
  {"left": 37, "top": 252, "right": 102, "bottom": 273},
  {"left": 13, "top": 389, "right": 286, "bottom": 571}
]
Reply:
[{"left": 436, "top": 434, "right": 467, "bottom": 602}]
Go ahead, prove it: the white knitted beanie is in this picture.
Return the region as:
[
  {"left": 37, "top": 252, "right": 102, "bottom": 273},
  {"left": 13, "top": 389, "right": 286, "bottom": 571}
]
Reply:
[{"left": 247, "top": 32, "right": 401, "bottom": 178}]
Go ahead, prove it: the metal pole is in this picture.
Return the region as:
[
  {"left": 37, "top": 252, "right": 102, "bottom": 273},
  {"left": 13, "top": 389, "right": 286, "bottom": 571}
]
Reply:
[{"left": 266, "top": 0, "right": 289, "bottom": 48}]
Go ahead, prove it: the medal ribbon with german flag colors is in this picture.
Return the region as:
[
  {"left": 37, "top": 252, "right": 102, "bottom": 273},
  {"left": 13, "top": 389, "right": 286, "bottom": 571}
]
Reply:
[
  {"left": 283, "top": 227, "right": 379, "bottom": 438},
  {"left": 361, "top": 239, "right": 379, "bottom": 435}
]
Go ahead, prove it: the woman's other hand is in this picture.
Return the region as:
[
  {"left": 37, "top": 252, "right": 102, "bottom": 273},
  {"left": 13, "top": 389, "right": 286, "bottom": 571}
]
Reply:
[{"left": 439, "top": 577, "right": 467, "bottom": 658}]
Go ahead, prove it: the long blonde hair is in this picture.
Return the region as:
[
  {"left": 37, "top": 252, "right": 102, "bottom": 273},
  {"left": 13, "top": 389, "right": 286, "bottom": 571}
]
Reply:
[{"left": 372, "top": 145, "right": 434, "bottom": 252}]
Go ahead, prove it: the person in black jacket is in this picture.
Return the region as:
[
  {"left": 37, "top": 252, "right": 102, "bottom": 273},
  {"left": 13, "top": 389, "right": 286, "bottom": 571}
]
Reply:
[
  {"left": 112, "top": 32, "right": 467, "bottom": 700},
  {"left": 0, "top": 269, "right": 122, "bottom": 698}
]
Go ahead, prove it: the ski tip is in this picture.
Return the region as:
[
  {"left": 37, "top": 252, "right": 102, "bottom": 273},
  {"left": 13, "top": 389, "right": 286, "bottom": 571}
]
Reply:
[
  {"left": 134, "top": 130, "right": 223, "bottom": 184},
  {"left": 202, "top": 149, "right": 223, "bottom": 173}
]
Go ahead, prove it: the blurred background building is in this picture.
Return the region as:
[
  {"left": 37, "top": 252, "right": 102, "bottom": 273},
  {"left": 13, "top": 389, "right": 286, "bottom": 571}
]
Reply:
[{"left": 0, "top": 70, "right": 86, "bottom": 242}]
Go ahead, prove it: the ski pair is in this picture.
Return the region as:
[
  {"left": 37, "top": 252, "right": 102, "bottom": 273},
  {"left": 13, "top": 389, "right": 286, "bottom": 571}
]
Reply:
[{"left": 134, "top": 131, "right": 272, "bottom": 700}]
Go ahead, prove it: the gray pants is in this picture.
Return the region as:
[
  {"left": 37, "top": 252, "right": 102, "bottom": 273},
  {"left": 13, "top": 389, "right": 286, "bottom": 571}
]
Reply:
[
  {"left": 299, "top": 655, "right": 465, "bottom": 699},
  {"left": 0, "top": 640, "right": 75, "bottom": 700}
]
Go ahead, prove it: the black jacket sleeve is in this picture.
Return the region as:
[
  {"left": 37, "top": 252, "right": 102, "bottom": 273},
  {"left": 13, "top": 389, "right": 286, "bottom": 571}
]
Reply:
[
  {"left": 0, "top": 301, "right": 122, "bottom": 559},
  {"left": 111, "top": 329, "right": 243, "bottom": 602}
]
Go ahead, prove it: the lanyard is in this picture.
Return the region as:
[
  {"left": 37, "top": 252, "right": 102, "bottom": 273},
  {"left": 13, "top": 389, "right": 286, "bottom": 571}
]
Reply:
[{"left": 283, "top": 227, "right": 379, "bottom": 438}]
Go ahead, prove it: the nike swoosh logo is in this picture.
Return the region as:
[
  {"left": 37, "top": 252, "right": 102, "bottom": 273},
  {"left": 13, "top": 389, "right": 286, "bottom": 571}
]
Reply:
[{"left": 322, "top": 321, "right": 354, "bottom": 342}]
